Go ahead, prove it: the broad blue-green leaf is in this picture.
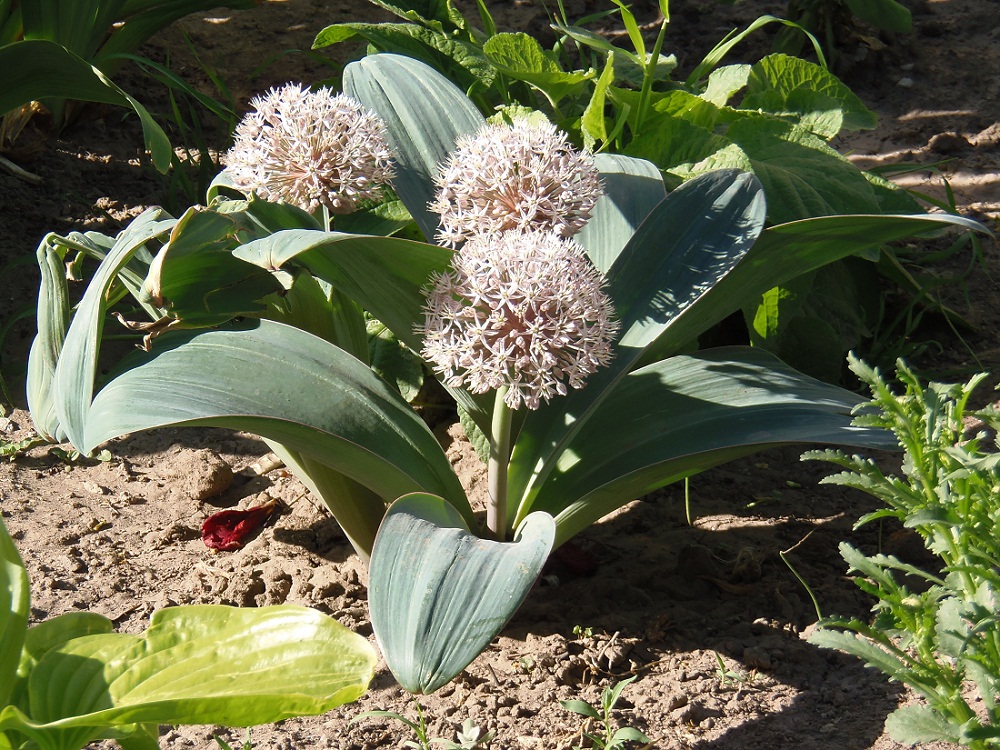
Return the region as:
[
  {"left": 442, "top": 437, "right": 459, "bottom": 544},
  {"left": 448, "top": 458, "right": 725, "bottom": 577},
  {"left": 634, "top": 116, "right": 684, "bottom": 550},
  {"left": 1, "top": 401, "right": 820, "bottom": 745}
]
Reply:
[
  {"left": 0, "top": 605, "right": 376, "bottom": 750},
  {"left": 26, "top": 238, "right": 72, "bottom": 442},
  {"left": 743, "top": 54, "right": 877, "bottom": 135},
  {"left": 0, "top": 517, "right": 29, "bottom": 708},
  {"left": 81, "top": 321, "right": 471, "bottom": 533},
  {"left": 483, "top": 32, "right": 593, "bottom": 104},
  {"left": 0, "top": 39, "right": 172, "bottom": 171},
  {"left": 53, "top": 208, "right": 176, "bottom": 450},
  {"left": 343, "top": 54, "right": 485, "bottom": 241},
  {"left": 576, "top": 153, "right": 665, "bottom": 274},
  {"left": 532, "top": 347, "right": 896, "bottom": 543},
  {"left": 232, "top": 228, "right": 495, "bottom": 431},
  {"left": 369, "top": 494, "right": 554, "bottom": 694},
  {"left": 509, "top": 170, "right": 767, "bottom": 521}
]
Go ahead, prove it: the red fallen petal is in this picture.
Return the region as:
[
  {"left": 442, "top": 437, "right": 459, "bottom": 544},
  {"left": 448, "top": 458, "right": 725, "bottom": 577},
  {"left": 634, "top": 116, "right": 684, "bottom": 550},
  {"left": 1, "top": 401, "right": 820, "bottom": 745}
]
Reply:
[{"left": 201, "top": 498, "right": 279, "bottom": 551}]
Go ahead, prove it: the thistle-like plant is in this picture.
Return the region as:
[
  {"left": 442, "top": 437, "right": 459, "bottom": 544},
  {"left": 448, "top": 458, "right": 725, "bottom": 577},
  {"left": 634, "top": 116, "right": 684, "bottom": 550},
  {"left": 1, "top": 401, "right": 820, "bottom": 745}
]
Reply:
[
  {"left": 224, "top": 84, "right": 395, "bottom": 217},
  {"left": 26, "top": 54, "right": 987, "bottom": 696},
  {"left": 429, "top": 119, "right": 603, "bottom": 246}
]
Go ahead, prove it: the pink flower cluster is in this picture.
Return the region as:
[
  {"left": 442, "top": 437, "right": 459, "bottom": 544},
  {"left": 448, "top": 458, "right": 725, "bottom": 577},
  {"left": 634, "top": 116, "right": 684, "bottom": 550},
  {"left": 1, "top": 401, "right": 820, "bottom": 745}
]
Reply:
[
  {"left": 224, "top": 83, "right": 394, "bottom": 214},
  {"left": 420, "top": 230, "right": 619, "bottom": 411},
  {"left": 429, "top": 119, "right": 603, "bottom": 247}
]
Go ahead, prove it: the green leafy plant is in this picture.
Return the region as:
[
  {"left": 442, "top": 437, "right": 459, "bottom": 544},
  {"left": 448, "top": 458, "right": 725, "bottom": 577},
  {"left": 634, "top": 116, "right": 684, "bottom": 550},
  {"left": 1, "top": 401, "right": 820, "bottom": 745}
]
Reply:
[
  {"left": 805, "top": 357, "right": 1000, "bottom": 747},
  {"left": 560, "top": 676, "right": 651, "bottom": 749},
  {"left": 26, "top": 53, "right": 987, "bottom": 697},
  {"left": 312, "top": 1, "right": 976, "bottom": 381},
  {"left": 0, "top": 513, "right": 376, "bottom": 750}
]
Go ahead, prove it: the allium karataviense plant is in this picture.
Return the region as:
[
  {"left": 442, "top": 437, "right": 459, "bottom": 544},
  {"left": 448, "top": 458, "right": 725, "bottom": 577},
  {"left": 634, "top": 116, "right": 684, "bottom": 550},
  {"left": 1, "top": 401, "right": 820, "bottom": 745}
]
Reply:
[
  {"left": 224, "top": 83, "right": 394, "bottom": 215},
  {"left": 28, "top": 54, "right": 986, "bottom": 696},
  {"left": 429, "top": 118, "right": 602, "bottom": 246}
]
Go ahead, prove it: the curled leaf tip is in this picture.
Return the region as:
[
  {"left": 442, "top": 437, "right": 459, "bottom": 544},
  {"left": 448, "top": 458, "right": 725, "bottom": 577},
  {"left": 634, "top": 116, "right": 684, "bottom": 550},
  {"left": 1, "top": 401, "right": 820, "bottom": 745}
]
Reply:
[{"left": 201, "top": 498, "right": 280, "bottom": 551}]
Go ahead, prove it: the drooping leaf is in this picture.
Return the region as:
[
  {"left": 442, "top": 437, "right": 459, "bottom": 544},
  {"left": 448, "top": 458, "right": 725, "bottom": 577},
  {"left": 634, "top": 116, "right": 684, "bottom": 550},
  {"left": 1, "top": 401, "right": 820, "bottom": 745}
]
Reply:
[
  {"left": 368, "top": 494, "right": 554, "bottom": 694},
  {"left": 0, "top": 39, "right": 172, "bottom": 171},
  {"left": 0, "top": 605, "right": 376, "bottom": 749},
  {"left": 529, "top": 347, "right": 896, "bottom": 543},
  {"left": 53, "top": 207, "right": 176, "bottom": 454},
  {"left": 81, "top": 321, "right": 472, "bottom": 541}
]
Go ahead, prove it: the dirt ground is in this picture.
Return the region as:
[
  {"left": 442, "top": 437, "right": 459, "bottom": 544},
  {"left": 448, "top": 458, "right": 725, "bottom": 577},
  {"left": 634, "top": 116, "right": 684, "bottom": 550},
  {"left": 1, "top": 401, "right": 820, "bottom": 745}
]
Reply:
[{"left": 1, "top": 1, "right": 999, "bottom": 748}]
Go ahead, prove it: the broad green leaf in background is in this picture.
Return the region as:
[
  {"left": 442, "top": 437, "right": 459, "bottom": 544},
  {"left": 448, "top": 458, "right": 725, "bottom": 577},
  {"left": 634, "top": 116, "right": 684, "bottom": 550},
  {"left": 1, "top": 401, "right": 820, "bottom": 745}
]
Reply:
[
  {"left": 742, "top": 54, "right": 878, "bottom": 135},
  {"left": 843, "top": 0, "right": 912, "bottom": 33},
  {"left": 482, "top": 32, "right": 594, "bottom": 105},
  {"left": 0, "top": 605, "right": 376, "bottom": 750},
  {"left": 368, "top": 494, "right": 554, "bottom": 694},
  {"left": 343, "top": 53, "right": 486, "bottom": 241},
  {"left": 0, "top": 39, "right": 172, "bottom": 171}
]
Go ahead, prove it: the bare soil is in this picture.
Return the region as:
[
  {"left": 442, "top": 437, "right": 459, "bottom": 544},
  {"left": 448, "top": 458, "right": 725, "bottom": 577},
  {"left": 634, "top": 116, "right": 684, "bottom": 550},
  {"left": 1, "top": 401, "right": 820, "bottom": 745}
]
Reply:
[{"left": 1, "top": 1, "right": 999, "bottom": 749}]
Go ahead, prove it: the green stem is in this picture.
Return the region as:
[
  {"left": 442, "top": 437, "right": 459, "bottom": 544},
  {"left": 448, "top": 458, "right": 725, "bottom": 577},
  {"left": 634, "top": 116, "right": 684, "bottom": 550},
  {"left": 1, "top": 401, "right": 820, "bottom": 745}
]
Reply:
[
  {"left": 635, "top": 17, "right": 668, "bottom": 134},
  {"left": 488, "top": 386, "right": 514, "bottom": 541}
]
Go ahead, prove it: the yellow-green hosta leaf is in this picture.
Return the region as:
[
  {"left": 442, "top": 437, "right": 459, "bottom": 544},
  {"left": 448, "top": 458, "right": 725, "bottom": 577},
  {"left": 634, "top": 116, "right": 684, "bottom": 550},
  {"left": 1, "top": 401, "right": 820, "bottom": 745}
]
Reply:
[
  {"left": 482, "top": 32, "right": 594, "bottom": 104},
  {"left": 369, "top": 494, "right": 554, "bottom": 694},
  {"left": 0, "top": 517, "right": 29, "bottom": 708},
  {"left": 0, "top": 605, "right": 376, "bottom": 750}
]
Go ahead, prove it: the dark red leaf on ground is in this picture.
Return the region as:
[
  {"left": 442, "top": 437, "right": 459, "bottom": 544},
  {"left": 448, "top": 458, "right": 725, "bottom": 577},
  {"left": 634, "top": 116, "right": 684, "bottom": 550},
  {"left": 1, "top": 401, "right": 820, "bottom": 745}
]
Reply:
[{"left": 201, "top": 498, "right": 279, "bottom": 551}]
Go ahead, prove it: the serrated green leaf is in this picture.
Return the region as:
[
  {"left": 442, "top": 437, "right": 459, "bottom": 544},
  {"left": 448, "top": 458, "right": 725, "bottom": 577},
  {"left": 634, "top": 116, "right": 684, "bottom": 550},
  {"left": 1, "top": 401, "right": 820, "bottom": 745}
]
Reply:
[
  {"left": 807, "top": 627, "right": 910, "bottom": 680},
  {"left": 701, "top": 64, "right": 751, "bottom": 106},
  {"left": 368, "top": 494, "right": 554, "bottom": 694},
  {"left": 483, "top": 32, "right": 593, "bottom": 104},
  {"left": 743, "top": 54, "right": 877, "bottom": 134},
  {"left": 884, "top": 704, "right": 961, "bottom": 745},
  {"left": 722, "top": 117, "right": 879, "bottom": 222}
]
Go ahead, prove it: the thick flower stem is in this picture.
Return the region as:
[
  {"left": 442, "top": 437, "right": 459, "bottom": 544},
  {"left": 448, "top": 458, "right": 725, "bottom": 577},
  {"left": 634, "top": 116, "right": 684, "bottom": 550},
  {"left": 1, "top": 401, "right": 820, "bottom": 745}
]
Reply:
[{"left": 487, "top": 386, "right": 514, "bottom": 542}]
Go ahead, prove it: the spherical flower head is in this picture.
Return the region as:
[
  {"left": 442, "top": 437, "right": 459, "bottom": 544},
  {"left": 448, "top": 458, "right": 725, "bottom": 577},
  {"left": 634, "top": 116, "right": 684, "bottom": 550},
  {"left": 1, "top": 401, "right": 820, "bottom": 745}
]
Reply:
[
  {"left": 223, "top": 83, "right": 395, "bottom": 214},
  {"left": 419, "top": 230, "right": 619, "bottom": 410},
  {"left": 429, "top": 119, "right": 603, "bottom": 247}
]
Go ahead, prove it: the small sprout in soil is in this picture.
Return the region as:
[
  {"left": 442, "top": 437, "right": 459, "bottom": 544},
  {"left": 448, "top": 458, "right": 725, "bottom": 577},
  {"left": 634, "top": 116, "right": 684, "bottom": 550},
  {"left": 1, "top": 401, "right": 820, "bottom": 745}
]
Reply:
[
  {"left": 572, "top": 624, "right": 595, "bottom": 639},
  {"left": 0, "top": 434, "right": 46, "bottom": 459},
  {"left": 713, "top": 652, "right": 753, "bottom": 687},
  {"left": 352, "top": 703, "right": 493, "bottom": 750},
  {"left": 560, "top": 675, "right": 651, "bottom": 750},
  {"left": 215, "top": 729, "right": 253, "bottom": 750}
]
